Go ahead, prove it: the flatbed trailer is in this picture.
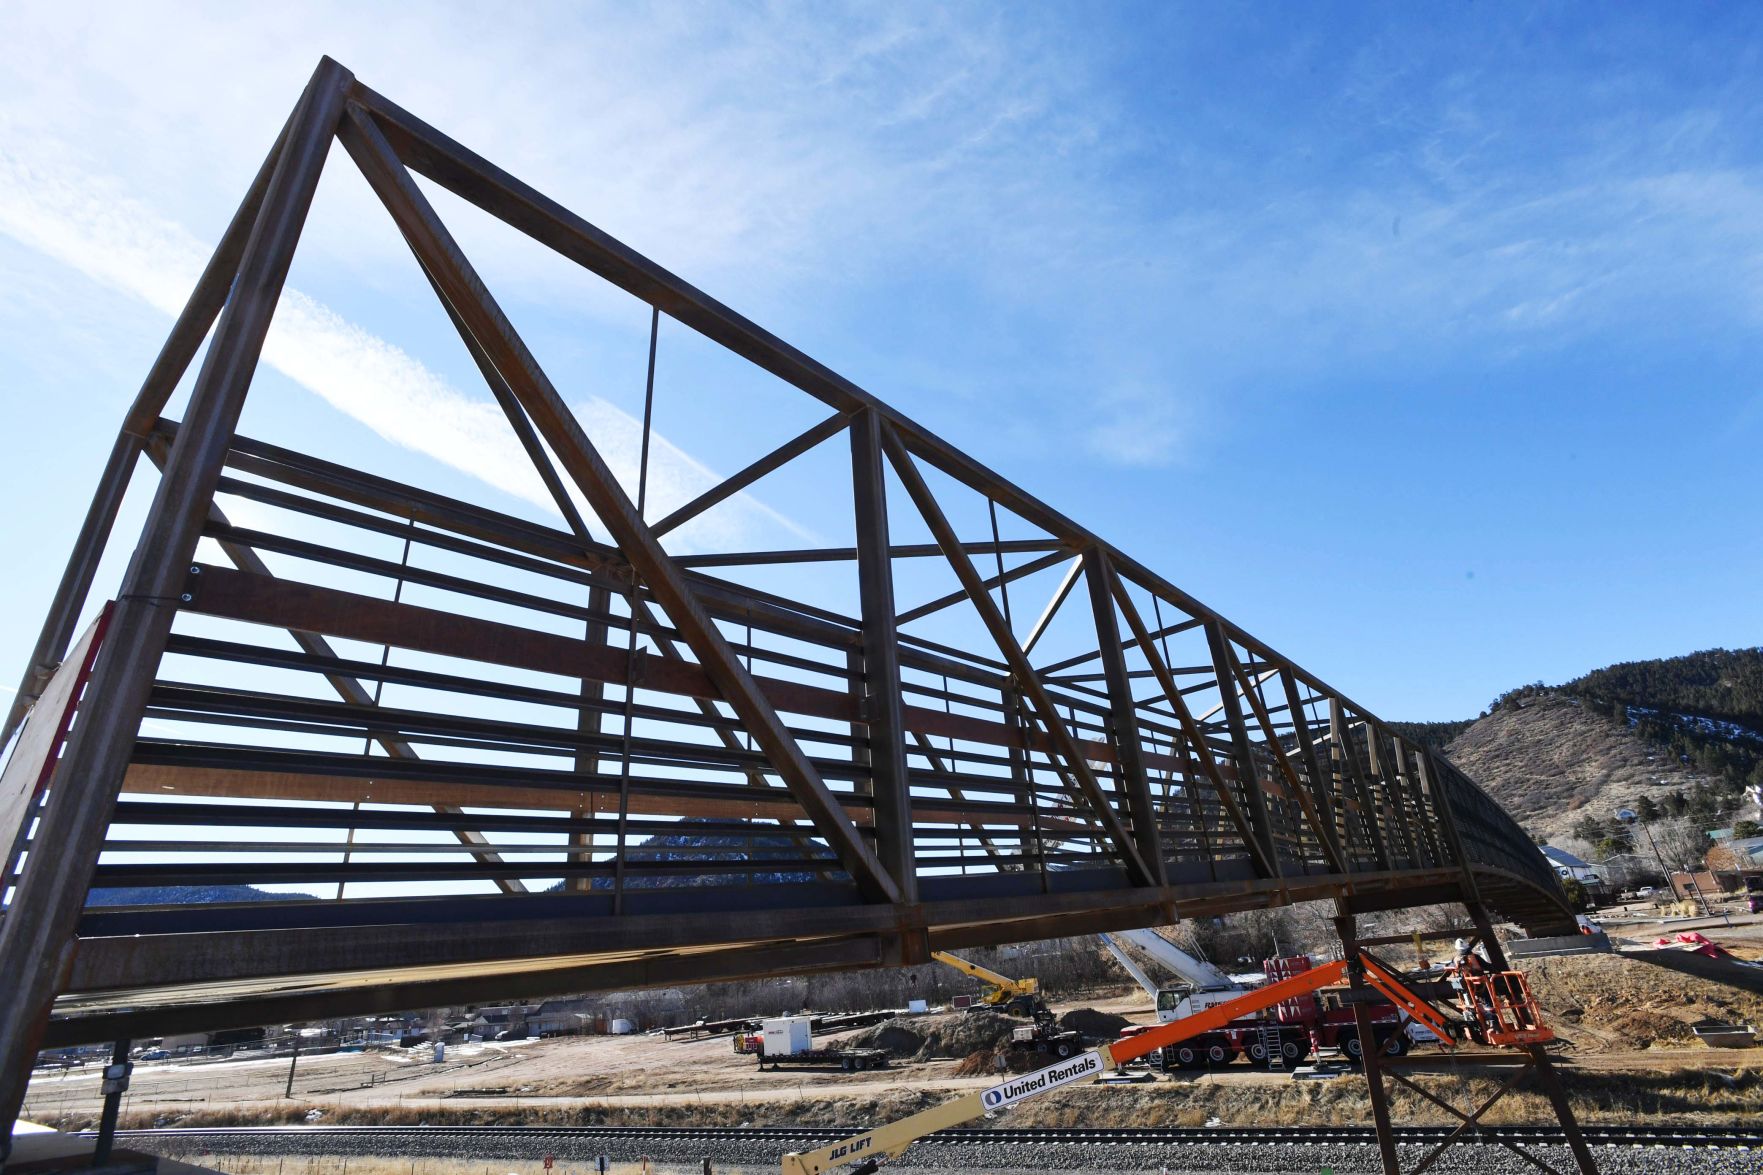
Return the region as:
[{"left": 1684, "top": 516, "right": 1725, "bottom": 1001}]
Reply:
[{"left": 756, "top": 1044, "right": 891, "bottom": 1072}]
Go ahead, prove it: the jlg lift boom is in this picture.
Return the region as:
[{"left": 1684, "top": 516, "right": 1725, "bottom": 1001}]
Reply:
[{"left": 782, "top": 952, "right": 1473, "bottom": 1175}]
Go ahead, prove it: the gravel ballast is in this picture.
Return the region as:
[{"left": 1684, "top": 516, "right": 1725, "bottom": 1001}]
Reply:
[{"left": 126, "top": 1130, "right": 1761, "bottom": 1175}]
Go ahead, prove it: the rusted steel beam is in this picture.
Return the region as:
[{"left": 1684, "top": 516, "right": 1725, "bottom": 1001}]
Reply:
[
  {"left": 63, "top": 865, "right": 1456, "bottom": 997},
  {"left": 181, "top": 564, "right": 1185, "bottom": 778},
  {"left": 46, "top": 937, "right": 889, "bottom": 1051},
  {"left": 1280, "top": 670, "right": 1344, "bottom": 867},
  {"left": 671, "top": 539, "right": 1060, "bottom": 568},
  {"left": 877, "top": 421, "right": 1156, "bottom": 889},
  {"left": 897, "top": 549, "right": 1070, "bottom": 627},
  {"left": 1204, "top": 621, "right": 1281, "bottom": 876},
  {"left": 1083, "top": 550, "right": 1165, "bottom": 884},
  {"left": 337, "top": 102, "right": 899, "bottom": 904},
  {"left": 850, "top": 409, "right": 916, "bottom": 901},
  {"left": 144, "top": 431, "right": 537, "bottom": 897},
  {"left": 1223, "top": 647, "right": 1347, "bottom": 876},
  {"left": 119, "top": 759, "right": 1087, "bottom": 833},
  {"left": 1107, "top": 578, "right": 1274, "bottom": 879},
  {"left": 0, "top": 56, "right": 354, "bottom": 1142},
  {"left": 652, "top": 411, "right": 849, "bottom": 538},
  {"left": 1391, "top": 735, "right": 1446, "bottom": 868},
  {"left": 424, "top": 264, "right": 596, "bottom": 543},
  {"left": 1332, "top": 699, "right": 1390, "bottom": 871}
]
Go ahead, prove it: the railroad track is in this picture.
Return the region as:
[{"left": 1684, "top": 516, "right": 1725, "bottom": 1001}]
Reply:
[{"left": 88, "top": 1124, "right": 1763, "bottom": 1149}]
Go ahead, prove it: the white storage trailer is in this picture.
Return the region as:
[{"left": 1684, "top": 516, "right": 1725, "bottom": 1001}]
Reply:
[{"left": 760, "top": 1016, "right": 815, "bottom": 1056}]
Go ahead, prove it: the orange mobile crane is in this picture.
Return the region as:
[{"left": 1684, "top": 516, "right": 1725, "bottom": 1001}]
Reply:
[{"left": 781, "top": 949, "right": 1551, "bottom": 1175}]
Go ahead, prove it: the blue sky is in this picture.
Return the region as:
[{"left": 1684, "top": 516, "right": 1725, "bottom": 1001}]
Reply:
[{"left": 2, "top": 1, "right": 1760, "bottom": 723}]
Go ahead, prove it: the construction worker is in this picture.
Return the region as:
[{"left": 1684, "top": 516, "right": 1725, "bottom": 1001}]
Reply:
[{"left": 1452, "top": 938, "right": 1535, "bottom": 1034}]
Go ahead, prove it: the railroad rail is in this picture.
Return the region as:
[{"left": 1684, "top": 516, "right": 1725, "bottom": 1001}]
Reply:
[{"left": 81, "top": 1125, "right": 1763, "bottom": 1150}]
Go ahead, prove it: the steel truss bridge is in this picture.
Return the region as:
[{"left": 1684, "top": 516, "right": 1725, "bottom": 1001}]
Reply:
[{"left": 0, "top": 59, "right": 1575, "bottom": 1146}]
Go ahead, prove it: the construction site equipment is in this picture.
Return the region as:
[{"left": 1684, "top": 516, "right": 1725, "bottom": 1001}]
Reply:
[
  {"left": 929, "top": 951, "right": 1040, "bottom": 1016},
  {"left": 931, "top": 950, "right": 1080, "bottom": 1057},
  {"left": 1452, "top": 969, "right": 1552, "bottom": 1047},
  {"left": 761, "top": 1016, "right": 814, "bottom": 1055},
  {"left": 1105, "top": 932, "right": 1423, "bottom": 1069},
  {"left": 780, "top": 950, "right": 1458, "bottom": 1175},
  {"left": 1100, "top": 929, "right": 1242, "bottom": 1022},
  {"left": 738, "top": 1016, "right": 891, "bottom": 1071},
  {"left": 757, "top": 1042, "right": 890, "bottom": 1072}
]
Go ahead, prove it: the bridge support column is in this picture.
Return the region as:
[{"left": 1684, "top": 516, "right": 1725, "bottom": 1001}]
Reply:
[
  {"left": 1335, "top": 911, "right": 1401, "bottom": 1175},
  {"left": 1464, "top": 902, "right": 1598, "bottom": 1175}
]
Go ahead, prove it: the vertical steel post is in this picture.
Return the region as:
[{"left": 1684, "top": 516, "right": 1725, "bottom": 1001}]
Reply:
[
  {"left": 0, "top": 57, "right": 352, "bottom": 1147},
  {"left": 91, "top": 1037, "right": 131, "bottom": 1166},
  {"left": 571, "top": 584, "right": 611, "bottom": 892},
  {"left": 1335, "top": 913, "right": 1400, "bottom": 1175},
  {"left": 850, "top": 410, "right": 916, "bottom": 902},
  {"left": 877, "top": 423, "right": 1154, "bottom": 888},
  {"left": 1205, "top": 622, "right": 1279, "bottom": 875},
  {"left": 1332, "top": 700, "right": 1389, "bottom": 872},
  {"left": 1281, "top": 671, "right": 1344, "bottom": 869},
  {"left": 1464, "top": 902, "right": 1598, "bottom": 1174},
  {"left": 1366, "top": 727, "right": 1419, "bottom": 868},
  {"left": 1084, "top": 550, "right": 1165, "bottom": 884}
]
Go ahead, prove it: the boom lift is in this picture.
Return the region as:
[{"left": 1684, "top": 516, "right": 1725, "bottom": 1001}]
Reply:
[{"left": 781, "top": 950, "right": 1541, "bottom": 1175}]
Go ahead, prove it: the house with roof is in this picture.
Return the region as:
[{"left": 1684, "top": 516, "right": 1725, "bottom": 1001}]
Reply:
[{"left": 1541, "top": 845, "right": 1607, "bottom": 893}]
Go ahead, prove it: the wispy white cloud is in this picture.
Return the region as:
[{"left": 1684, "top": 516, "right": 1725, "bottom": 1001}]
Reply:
[
  {"left": 5, "top": 0, "right": 1763, "bottom": 484},
  {"left": 0, "top": 139, "right": 809, "bottom": 552}
]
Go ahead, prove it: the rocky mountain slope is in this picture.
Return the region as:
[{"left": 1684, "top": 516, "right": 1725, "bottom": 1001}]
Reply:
[
  {"left": 1402, "top": 647, "right": 1763, "bottom": 845},
  {"left": 1438, "top": 693, "right": 1721, "bottom": 842}
]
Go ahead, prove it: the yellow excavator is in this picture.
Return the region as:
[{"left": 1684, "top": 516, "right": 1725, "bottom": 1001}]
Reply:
[{"left": 929, "top": 950, "right": 1080, "bottom": 1057}]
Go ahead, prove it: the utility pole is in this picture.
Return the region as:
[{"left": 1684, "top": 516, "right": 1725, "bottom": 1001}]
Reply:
[{"left": 284, "top": 1034, "right": 300, "bottom": 1099}]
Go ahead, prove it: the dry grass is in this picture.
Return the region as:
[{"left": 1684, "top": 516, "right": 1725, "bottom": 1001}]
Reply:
[
  {"left": 1005, "top": 1063, "right": 1763, "bottom": 1128},
  {"left": 17, "top": 1059, "right": 1751, "bottom": 1137},
  {"left": 1525, "top": 951, "right": 1763, "bottom": 1049}
]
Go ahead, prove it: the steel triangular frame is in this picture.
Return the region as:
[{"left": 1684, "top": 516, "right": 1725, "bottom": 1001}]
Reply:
[{"left": 0, "top": 58, "right": 1583, "bottom": 1149}]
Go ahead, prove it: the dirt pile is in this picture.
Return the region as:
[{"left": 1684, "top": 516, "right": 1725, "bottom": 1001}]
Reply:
[
  {"left": 950, "top": 1044, "right": 1043, "bottom": 1077},
  {"left": 1524, "top": 950, "right": 1763, "bottom": 1050},
  {"left": 856, "top": 1023, "right": 927, "bottom": 1057},
  {"left": 849, "top": 1010, "right": 1019, "bottom": 1060}
]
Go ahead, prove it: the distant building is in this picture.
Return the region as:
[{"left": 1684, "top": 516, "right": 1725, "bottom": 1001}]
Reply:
[
  {"left": 530, "top": 1000, "right": 591, "bottom": 1037},
  {"left": 1540, "top": 845, "right": 1606, "bottom": 889},
  {"left": 1705, "top": 835, "right": 1763, "bottom": 893}
]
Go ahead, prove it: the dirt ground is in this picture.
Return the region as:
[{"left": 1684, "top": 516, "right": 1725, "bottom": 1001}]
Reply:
[{"left": 21, "top": 928, "right": 1763, "bottom": 1134}]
